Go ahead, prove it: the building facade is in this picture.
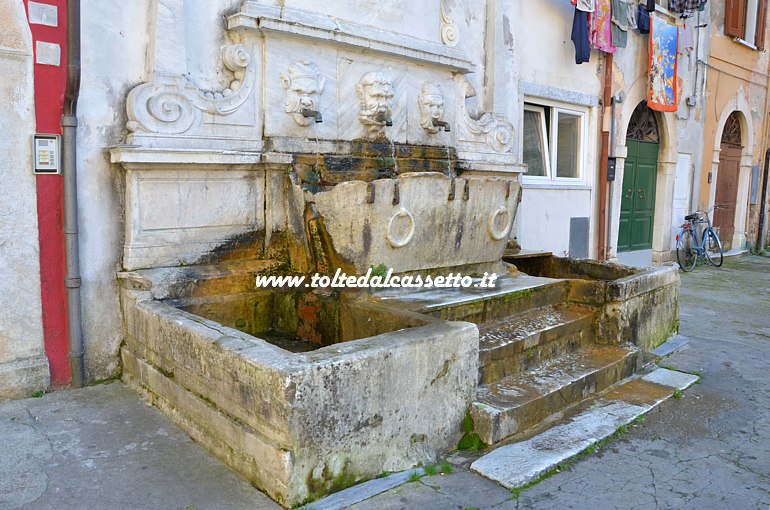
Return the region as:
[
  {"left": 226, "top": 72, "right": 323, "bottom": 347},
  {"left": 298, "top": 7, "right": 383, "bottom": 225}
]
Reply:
[{"left": 0, "top": 0, "right": 768, "bottom": 399}]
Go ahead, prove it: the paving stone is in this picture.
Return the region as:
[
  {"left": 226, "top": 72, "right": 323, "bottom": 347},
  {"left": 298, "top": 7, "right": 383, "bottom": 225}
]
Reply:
[{"left": 470, "top": 400, "right": 648, "bottom": 489}]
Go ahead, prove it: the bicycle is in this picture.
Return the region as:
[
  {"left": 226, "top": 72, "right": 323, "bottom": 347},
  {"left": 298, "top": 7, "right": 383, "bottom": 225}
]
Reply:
[{"left": 675, "top": 205, "right": 724, "bottom": 272}]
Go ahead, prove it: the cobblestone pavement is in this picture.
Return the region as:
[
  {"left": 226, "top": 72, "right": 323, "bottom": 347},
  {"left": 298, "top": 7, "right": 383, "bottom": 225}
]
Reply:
[
  {"left": 347, "top": 256, "right": 770, "bottom": 510},
  {"left": 1, "top": 256, "right": 769, "bottom": 510}
]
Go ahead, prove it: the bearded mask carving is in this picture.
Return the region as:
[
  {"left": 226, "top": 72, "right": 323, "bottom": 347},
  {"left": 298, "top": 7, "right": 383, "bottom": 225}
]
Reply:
[{"left": 356, "top": 72, "right": 394, "bottom": 136}]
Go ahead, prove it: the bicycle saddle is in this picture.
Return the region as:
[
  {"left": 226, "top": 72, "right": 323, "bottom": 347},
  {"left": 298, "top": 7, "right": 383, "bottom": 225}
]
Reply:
[{"left": 684, "top": 213, "right": 698, "bottom": 221}]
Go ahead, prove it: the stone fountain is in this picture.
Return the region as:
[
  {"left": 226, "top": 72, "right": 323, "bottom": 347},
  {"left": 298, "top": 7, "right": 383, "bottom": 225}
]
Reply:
[{"left": 111, "top": 2, "right": 679, "bottom": 507}]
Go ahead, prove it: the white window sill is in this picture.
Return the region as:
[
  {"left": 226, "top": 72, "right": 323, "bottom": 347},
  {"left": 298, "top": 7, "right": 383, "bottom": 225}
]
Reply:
[
  {"left": 521, "top": 181, "right": 592, "bottom": 191},
  {"left": 733, "top": 37, "right": 759, "bottom": 50},
  {"left": 654, "top": 4, "right": 679, "bottom": 23}
]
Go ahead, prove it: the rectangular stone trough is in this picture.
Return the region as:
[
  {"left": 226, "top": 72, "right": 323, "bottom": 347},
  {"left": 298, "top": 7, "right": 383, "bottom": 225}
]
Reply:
[{"left": 119, "top": 274, "right": 478, "bottom": 508}]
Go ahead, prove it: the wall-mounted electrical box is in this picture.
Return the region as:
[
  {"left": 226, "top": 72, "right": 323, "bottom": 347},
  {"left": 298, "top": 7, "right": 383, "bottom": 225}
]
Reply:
[
  {"left": 607, "top": 157, "right": 617, "bottom": 181},
  {"left": 33, "top": 134, "right": 60, "bottom": 174}
]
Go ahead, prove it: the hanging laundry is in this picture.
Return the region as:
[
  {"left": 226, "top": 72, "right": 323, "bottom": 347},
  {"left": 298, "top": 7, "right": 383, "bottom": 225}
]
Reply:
[
  {"left": 648, "top": 14, "right": 679, "bottom": 112},
  {"left": 589, "top": 0, "right": 616, "bottom": 53},
  {"left": 570, "top": 0, "right": 597, "bottom": 11},
  {"left": 679, "top": 24, "right": 695, "bottom": 71},
  {"left": 669, "top": 0, "right": 701, "bottom": 14},
  {"left": 637, "top": 6, "right": 651, "bottom": 34},
  {"left": 572, "top": 7, "right": 592, "bottom": 64},
  {"left": 611, "top": 0, "right": 629, "bottom": 48},
  {"left": 626, "top": 0, "right": 638, "bottom": 30}
]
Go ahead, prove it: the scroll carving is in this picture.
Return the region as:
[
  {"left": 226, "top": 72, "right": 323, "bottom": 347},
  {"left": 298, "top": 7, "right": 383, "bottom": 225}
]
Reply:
[
  {"left": 440, "top": 0, "right": 459, "bottom": 47},
  {"left": 458, "top": 79, "right": 513, "bottom": 154},
  {"left": 125, "top": 44, "right": 255, "bottom": 135}
]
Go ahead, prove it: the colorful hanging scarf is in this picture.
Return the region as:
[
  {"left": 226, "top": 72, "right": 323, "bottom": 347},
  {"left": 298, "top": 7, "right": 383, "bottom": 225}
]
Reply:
[
  {"left": 589, "top": 0, "right": 616, "bottom": 53},
  {"left": 648, "top": 14, "right": 679, "bottom": 112}
]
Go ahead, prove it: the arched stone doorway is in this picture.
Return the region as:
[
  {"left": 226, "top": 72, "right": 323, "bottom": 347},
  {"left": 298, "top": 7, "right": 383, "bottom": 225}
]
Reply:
[
  {"left": 618, "top": 102, "right": 661, "bottom": 254},
  {"left": 714, "top": 112, "right": 743, "bottom": 250}
]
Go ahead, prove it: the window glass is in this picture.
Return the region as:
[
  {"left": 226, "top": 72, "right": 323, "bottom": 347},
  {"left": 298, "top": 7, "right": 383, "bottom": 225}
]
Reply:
[
  {"left": 556, "top": 112, "right": 580, "bottom": 178},
  {"left": 523, "top": 109, "right": 548, "bottom": 177}
]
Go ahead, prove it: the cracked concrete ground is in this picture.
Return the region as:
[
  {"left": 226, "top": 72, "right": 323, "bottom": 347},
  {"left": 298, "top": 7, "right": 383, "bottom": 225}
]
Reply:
[
  {"left": 1, "top": 256, "right": 769, "bottom": 509},
  {"left": 0, "top": 383, "right": 281, "bottom": 510}
]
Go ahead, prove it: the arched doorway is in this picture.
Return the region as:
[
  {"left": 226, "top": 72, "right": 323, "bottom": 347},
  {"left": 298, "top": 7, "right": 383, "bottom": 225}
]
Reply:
[
  {"left": 714, "top": 112, "right": 743, "bottom": 250},
  {"left": 618, "top": 102, "right": 660, "bottom": 253}
]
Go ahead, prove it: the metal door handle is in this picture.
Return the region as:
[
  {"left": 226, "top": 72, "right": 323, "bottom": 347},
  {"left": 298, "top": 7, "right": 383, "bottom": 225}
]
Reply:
[
  {"left": 625, "top": 188, "right": 634, "bottom": 199},
  {"left": 637, "top": 189, "right": 647, "bottom": 200}
]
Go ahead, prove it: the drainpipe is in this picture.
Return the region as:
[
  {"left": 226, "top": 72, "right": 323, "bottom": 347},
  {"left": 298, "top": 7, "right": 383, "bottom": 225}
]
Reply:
[
  {"left": 597, "top": 53, "right": 613, "bottom": 261},
  {"left": 758, "top": 149, "right": 770, "bottom": 250},
  {"left": 63, "top": 0, "right": 84, "bottom": 387},
  {"left": 607, "top": 90, "right": 625, "bottom": 259}
]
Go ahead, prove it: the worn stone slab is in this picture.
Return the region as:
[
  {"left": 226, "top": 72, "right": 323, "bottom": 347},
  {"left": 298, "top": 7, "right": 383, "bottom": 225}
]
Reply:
[
  {"left": 308, "top": 468, "right": 426, "bottom": 510},
  {"left": 650, "top": 335, "right": 690, "bottom": 357},
  {"left": 642, "top": 367, "right": 700, "bottom": 389},
  {"left": 471, "top": 400, "right": 649, "bottom": 489}
]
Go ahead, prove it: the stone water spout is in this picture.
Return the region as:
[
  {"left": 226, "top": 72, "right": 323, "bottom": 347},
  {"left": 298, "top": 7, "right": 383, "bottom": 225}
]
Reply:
[
  {"left": 431, "top": 118, "right": 450, "bottom": 132},
  {"left": 376, "top": 111, "right": 393, "bottom": 126},
  {"left": 300, "top": 108, "right": 323, "bottom": 123}
]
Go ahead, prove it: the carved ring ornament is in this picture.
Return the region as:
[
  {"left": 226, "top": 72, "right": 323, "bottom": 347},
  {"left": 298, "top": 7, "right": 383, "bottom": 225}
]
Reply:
[
  {"left": 386, "top": 207, "right": 416, "bottom": 248},
  {"left": 488, "top": 206, "right": 513, "bottom": 241}
]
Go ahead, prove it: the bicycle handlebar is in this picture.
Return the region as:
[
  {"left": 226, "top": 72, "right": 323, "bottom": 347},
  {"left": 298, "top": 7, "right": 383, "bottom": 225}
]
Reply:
[{"left": 687, "top": 204, "right": 724, "bottom": 219}]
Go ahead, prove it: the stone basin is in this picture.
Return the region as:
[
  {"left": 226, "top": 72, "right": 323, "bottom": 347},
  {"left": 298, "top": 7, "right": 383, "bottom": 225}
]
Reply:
[
  {"left": 118, "top": 262, "right": 478, "bottom": 507},
  {"left": 167, "top": 288, "right": 430, "bottom": 353}
]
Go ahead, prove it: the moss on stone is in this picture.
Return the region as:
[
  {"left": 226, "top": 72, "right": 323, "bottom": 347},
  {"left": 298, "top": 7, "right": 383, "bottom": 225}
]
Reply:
[{"left": 458, "top": 411, "right": 487, "bottom": 451}]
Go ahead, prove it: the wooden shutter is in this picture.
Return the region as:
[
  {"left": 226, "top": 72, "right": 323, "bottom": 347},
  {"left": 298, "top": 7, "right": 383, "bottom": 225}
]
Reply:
[
  {"left": 725, "top": 0, "right": 748, "bottom": 39},
  {"left": 756, "top": 0, "right": 768, "bottom": 50}
]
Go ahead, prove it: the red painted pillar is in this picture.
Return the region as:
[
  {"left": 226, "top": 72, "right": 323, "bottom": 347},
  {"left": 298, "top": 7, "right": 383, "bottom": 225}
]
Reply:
[{"left": 24, "top": 0, "right": 71, "bottom": 387}]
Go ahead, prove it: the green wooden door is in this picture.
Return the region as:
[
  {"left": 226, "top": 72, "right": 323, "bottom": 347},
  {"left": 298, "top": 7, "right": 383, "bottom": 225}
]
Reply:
[{"left": 618, "top": 141, "right": 659, "bottom": 252}]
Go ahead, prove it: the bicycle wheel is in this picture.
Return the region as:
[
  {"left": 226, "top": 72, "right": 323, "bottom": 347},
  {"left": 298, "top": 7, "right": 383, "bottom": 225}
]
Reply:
[
  {"left": 704, "top": 228, "right": 724, "bottom": 267},
  {"left": 676, "top": 228, "right": 697, "bottom": 272}
]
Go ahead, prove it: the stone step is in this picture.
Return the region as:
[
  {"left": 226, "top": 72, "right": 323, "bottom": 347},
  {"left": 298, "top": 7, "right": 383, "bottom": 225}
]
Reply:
[
  {"left": 471, "top": 344, "right": 640, "bottom": 445},
  {"left": 470, "top": 368, "right": 700, "bottom": 490},
  {"left": 375, "top": 274, "right": 569, "bottom": 324},
  {"left": 478, "top": 305, "right": 596, "bottom": 385}
]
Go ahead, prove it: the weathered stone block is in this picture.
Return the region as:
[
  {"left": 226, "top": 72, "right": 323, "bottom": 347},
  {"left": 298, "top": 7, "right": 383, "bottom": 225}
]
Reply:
[{"left": 121, "top": 287, "right": 478, "bottom": 507}]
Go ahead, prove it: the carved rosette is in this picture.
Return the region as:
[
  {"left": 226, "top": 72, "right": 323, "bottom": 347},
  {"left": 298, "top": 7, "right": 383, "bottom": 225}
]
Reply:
[
  {"left": 440, "top": 0, "right": 459, "bottom": 47},
  {"left": 458, "top": 80, "right": 514, "bottom": 154},
  {"left": 125, "top": 44, "right": 256, "bottom": 135}
]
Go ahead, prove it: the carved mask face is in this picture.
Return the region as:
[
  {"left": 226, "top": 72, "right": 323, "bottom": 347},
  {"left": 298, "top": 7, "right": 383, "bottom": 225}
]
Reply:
[
  {"left": 281, "top": 62, "right": 325, "bottom": 127},
  {"left": 361, "top": 82, "right": 394, "bottom": 116},
  {"left": 418, "top": 83, "right": 445, "bottom": 133}
]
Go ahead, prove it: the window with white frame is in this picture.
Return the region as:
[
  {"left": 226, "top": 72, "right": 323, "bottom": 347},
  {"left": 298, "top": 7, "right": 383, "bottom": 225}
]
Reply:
[
  {"left": 725, "top": 0, "right": 768, "bottom": 50},
  {"left": 522, "top": 102, "right": 586, "bottom": 183}
]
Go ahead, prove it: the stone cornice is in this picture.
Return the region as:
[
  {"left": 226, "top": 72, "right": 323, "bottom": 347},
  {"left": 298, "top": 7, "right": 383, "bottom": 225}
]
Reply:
[{"left": 227, "top": 2, "right": 474, "bottom": 73}]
